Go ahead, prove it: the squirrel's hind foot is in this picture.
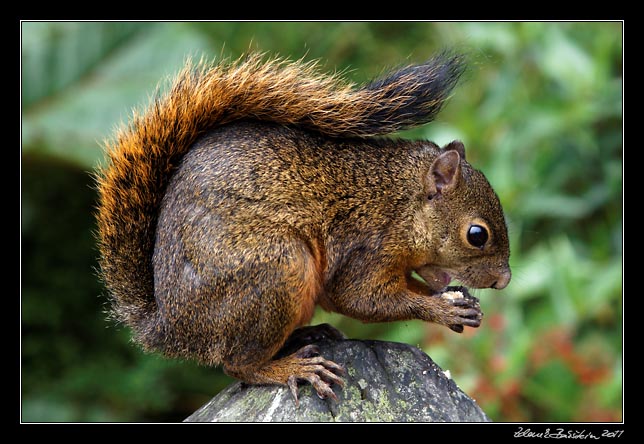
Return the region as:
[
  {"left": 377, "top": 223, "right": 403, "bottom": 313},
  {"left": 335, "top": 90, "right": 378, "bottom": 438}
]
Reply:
[
  {"left": 286, "top": 344, "right": 345, "bottom": 405},
  {"left": 225, "top": 342, "right": 345, "bottom": 405},
  {"left": 276, "top": 325, "right": 346, "bottom": 404}
]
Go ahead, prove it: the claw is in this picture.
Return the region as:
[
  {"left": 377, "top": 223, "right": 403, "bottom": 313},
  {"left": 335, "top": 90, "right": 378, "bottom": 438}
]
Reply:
[
  {"left": 287, "top": 375, "right": 301, "bottom": 406},
  {"left": 303, "top": 373, "right": 339, "bottom": 401},
  {"left": 286, "top": 345, "right": 345, "bottom": 405}
]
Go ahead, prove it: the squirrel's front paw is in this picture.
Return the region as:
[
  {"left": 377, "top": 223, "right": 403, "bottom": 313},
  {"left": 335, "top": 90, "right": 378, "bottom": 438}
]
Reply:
[{"left": 440, "top": 286, "right": 483, "bottom": 333}]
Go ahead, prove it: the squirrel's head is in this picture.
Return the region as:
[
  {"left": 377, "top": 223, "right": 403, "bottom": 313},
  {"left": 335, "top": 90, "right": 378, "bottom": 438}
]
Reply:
[{"left": 412, "top": 140, "right": 511, "bottom": 293}]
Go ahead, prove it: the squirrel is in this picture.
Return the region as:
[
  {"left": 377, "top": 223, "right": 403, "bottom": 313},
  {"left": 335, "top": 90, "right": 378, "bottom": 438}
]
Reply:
[{"left": 95, "top": 51, "right": 511, "bottom": 403}]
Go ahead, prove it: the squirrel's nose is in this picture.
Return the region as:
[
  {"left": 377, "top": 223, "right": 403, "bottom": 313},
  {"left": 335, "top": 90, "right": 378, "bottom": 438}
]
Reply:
[{"left": 491, "top": 267, "right": 511, "bottom": 290}]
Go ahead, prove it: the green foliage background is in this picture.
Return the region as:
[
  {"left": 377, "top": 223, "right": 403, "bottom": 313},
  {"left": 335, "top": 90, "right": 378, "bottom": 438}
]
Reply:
[{"left": 21, "top": 22, "right": 623, "bottom": 422}]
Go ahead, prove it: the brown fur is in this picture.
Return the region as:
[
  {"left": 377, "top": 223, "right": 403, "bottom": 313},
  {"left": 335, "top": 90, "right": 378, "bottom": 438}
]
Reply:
[{"left": 95, "top": 52, "right": 510, "bottom": 400}]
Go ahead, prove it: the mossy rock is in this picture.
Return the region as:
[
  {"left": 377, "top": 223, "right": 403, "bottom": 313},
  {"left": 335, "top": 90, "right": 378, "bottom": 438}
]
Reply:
[{"left": 185, "top": 330, "right": 490, "bottom": 422}]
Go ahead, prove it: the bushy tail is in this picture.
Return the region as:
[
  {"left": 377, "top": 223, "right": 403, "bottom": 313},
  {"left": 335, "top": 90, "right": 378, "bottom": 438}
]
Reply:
[{"left": 95, "top": 51, "right": 466, "bottom": 330}]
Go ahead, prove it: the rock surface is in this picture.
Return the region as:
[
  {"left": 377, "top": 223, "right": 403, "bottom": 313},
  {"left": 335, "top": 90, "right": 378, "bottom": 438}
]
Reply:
[{"left": 185, "top": 332, "right": 490, "bottom": 422}]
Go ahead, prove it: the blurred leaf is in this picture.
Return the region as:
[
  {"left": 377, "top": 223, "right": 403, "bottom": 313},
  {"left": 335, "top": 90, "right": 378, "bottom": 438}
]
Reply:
[
  {"left": 22, "top": 396, "right": 81, "bottom": 422},
  {"left": 22, "top": 22, "right": 138, "bottom": 107},
  {"left": 519, "top": 187, "right": 610, "bottom": 220},
  {"left": 524, "top": 359, "right": 580, "bottom": 419},
  {"left": 22, "top": 23, "right": 212, "bottom": 168},
  {"left": 537, "top": 26, "right": 596, "bottom": 95}
]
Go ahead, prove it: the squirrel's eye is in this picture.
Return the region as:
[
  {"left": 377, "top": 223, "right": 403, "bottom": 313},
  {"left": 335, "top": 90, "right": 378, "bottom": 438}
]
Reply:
[{"left": 467, "top": 224, "right": 488, "bottom": 248}]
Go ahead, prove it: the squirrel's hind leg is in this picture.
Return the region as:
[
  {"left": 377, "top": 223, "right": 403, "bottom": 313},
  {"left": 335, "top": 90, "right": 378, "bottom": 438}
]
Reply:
[{"left": 216, "top": 233, "right": 345, "bottom": 403}]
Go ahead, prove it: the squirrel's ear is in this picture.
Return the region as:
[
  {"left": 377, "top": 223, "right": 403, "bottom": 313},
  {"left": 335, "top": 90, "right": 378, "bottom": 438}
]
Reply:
[
  {"left": 428, "top": 150, "right": 461, "bottom": 196},
  {"left": 442, "top": 140, "right": 466, "bottom": 160}
]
